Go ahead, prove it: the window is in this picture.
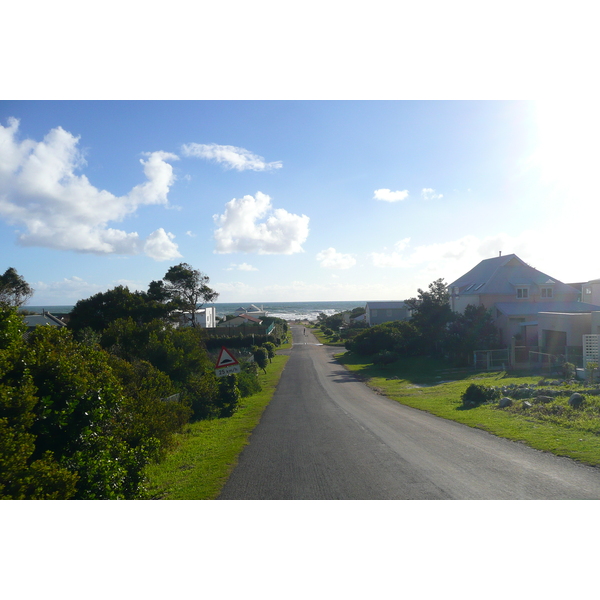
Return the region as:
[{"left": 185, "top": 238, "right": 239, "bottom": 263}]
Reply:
[
  {"left": 541, "top": 287, "right": 553, "bottom": 298},
  {"left": 386, "top": 309, "right": 392, "bottom": 317},
  {"left": 371, "top": 309, "right": 377, "bottom": 317},
  {"left": 585, "top": 287, "right": 592, "bottom": 295},
  {"left": 516, "top": 287, "right": 529, "bottom": 299}
]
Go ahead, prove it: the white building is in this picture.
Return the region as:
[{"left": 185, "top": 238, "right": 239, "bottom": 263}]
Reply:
[{"left": 174, "top": 307, "right": 216, "bottom": 328}]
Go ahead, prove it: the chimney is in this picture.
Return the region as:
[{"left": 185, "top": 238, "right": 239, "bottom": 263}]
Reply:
[{"left": 499, "top": 251, "right": 502, "bottom": 257}]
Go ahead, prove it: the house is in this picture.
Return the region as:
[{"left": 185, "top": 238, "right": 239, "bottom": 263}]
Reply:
[
  {"left": 173, "top": 306, "right": 216, "bottom": 328},
  {"left": 22, "top": 310, "right": 67, "bottom": 331},
  {"left": 217, "top": 313, "right": 263, "bottom": 328},
  {"left": 571, "top": 278, "right": 600, "bottom": 306},
  {"left": 234, "top": 304, "right": 267, "bottom": 318},
  {"left": 365, "top": 301, "right": 411, "bottom": 326},
  {"left": 448, "top": 254, "right": 600, "bottom": 359}
]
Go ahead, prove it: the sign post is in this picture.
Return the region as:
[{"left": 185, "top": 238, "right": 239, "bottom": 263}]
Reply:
[{"left": 215, "top": 346, "right": 241, "bottom": 378}]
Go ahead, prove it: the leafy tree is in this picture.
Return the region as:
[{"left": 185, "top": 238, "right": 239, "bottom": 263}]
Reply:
[
  {"left": 0, "top": 322, "right": 151, "bottom": 499},
  {"left": 107, "top": 356, "right": 192, "bottom": 460},
  {"left": 405, "top": 278, "right": 454, "bottom": 356},
  {"left": 68, "top": 285, "right": 172, "bottom": 334},
  {"left": 161, "top": 263, "right": 219, "bottom": 327},
  {"left": 444, "top": 304, "right": 501, "bottom": 366},
  {"left": 0, "top": 306, "right": 78, "bottom": 499},
  {"left": 216, "top": 375, "right": 240, "bottom": 418},
  {"left": 0, "top": 268, "right": 34, "bottom": 308},
  {"left": 263, "top": 342, "right": 276, "bottom": 362},
  {"left": 237, "top": 361, "right": 261, "bottom": 397},
  {"left": 346, "top": 320, "right": 420, "bottom": 356},
  {"left": 100, "top": 318, "right": 220, "bottom": 420},
  {"left": 253, "top": 346, "right": 269, "bottom": 373}
]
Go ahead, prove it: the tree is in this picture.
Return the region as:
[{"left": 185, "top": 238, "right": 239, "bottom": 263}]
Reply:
[
  {"left": 0, "top": 321, "right": 151, "bottom": 499},
  {"left": 346, "top": 320, "right": 420, "bottom": 356},
  {"left": 445, "top": 304, "right": 501, "bottom": 366},
  {"left": 252, "top": 346, "right": 269, "bottom": 374},
  {"left": 162, "top": 263, "right": 219, "bottom": 327},
  {"left": 68, "top": 285, "right": 172, "bottom": 334},
  {"left": 405, "top": 278, "right": 454, "bottom": 356},
  {"left": 0, "top": 268, "right": 34, "bottom": 308}
]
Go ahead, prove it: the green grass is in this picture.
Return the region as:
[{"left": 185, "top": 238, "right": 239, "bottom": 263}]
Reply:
[
  {"left": 337, "top": 353, "right": 600, "bottom": 467},
  {"left": 144, "top": 353, "right": 289, "bottom": 499},
  {"left": 311, "top": 327, "right": 346, "bottom": 346}
]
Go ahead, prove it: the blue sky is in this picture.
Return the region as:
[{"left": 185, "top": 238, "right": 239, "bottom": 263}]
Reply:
[{"left": 1, "top": 99, "right": 598, "bottom": 306}]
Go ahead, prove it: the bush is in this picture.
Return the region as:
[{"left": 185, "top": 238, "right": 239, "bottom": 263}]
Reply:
[
  {"left": 461, "top": 383, "right": 500, "bottom": 408},
  {"left": 216, "top": 374, "right": 240, "bottom": 418},
  {"left": 237, "top": 361, "right": 262, "bottom": 397},
  {"left": 346, "top": 321, "right": 419, "bottom": 357},
  {"left": 372, "top": 350, "right": 400, "bottom": 365}
]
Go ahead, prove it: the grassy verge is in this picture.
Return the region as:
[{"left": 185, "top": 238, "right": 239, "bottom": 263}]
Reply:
[
  {"left": 311, "top": 327, "right": 346, "bottom": 346},
  {"left": 337, "top": 353, "right": 600, "bottom": 467},
  {"left": 144, "top": 353, "right": 289, "bottom": 499}
]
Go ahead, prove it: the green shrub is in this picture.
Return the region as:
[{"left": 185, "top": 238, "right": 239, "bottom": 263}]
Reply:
[
  {"left": 372, "top": 350, "right": 400, "bottom": 365},
  {"left": 237, "top": 361, "right": 262, "bottom": 397},
  {"left": 461, "top": 383, "right": 500, "bottom": 408},
  {"left": 216, "top": 374, "right": 240, "bottom": 418}
]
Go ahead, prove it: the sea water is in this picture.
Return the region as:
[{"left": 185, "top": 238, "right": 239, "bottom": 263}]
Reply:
[{"left": 24, "top": 300, "right": 367, "bottom": 322}]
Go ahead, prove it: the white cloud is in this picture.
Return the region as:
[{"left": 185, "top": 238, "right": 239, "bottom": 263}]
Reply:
[
  {"left": 143, "top": 228, "right": 182, "bottom": 261},
  {"left": 316, "top": 247, "right": 356, "bottom": 269},
  {"left": 373, "top": 188, "right": 409, "bottom": 202},
  {"left": 185, "top": 231, "right": 196, "bottom": 237},
  {"left": 0, "top": 118, "right": 180, "bottom": 260},
  {"left": 181, "top": 143, "right": 282, "bottom": 171},
  {"left": 213, "top": 191, "right": 309, "bottom": 254},
  {"left": 421, "top": 188, "right": 443, "bottom": 201},
  {"left": 227, "top": 262, "right": 258, "bottom": 271}
]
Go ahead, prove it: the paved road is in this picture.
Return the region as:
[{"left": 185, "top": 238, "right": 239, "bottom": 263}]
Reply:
[{"left": 219, "top": 324, "right": 600, "bottom": 499}]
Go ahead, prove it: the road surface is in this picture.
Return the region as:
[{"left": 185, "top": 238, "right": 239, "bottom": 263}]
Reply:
[{"left": 219, "top": 324, "right": 600, "bottom": 499}]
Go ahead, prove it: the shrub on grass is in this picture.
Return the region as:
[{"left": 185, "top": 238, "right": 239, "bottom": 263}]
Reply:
[
  {"left": 237, "top": 362, "right": 262, "bottom": 397},
  {"left": 216, "top": 374, "right": 240, "bottom": 418},
  {"left": 461, "top": 383, "right": 500, "bottom": 408},
  {"left": 372, "top": 350, "right": 400, "bottom": 365}
]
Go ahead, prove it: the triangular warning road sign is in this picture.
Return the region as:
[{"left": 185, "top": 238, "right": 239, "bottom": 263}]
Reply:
[{"left": 216, "top": 346, "right": 239, "bottom": 369}]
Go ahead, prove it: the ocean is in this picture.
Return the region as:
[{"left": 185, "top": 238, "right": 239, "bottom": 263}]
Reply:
[{"left": 24, "top": 300, "right": 367, "bottom": 322}]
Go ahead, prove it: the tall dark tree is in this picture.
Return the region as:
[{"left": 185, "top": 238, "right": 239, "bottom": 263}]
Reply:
[
  {"left": 445, "top": 304, "right": 501, "bottom": 366},
  {"left": 68, "top": 285, "right": 172, "bottom": 334},
  {"left": 162, "top": 263, "right": 219, "bottom": 327},
  {"left": 0, "top": 268, "right": 34, "bottom": 308},
  {"left": 405, "top": 278, "right": 454, "bottom": 356}
]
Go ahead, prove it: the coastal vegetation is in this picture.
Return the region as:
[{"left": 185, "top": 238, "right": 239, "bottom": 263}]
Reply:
[{"left": 0, "top": 265, "right": 287, "bottom": 499}]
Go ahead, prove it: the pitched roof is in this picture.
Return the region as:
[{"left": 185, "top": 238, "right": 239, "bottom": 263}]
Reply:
[
  {"left": 365, "top": 301, "right": 408, "bottom": 310},
  {"left": 448, "top": 254, "right": 579, "bottom": 296},
  {"left": 22, "top": 313, "right": 67, "bottom": 328}
]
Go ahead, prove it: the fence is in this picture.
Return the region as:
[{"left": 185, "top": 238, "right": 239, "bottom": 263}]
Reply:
[
  {"left": 473, "top": 349, "right": 510, "bottom": 371},
  {"left": 583, "top": 334, "right": 599, "bottom": 368},
  {"left": 202, "top": 323, "right": 275, "bottom": 338}
]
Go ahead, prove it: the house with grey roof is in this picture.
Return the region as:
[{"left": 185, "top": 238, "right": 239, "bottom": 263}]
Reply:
[
  {"left": 22, "top": 310, "right": 67, "bottom": 331},
  {"left": 365, "top": 301, "right": 411, "bottom": 326},
  {"left": 448, "top": 254, "right": 600, "bottom": 359},
  {"left": 217, "top": 313, "right": 263, "bottom": 328},
  {"left": 570, "top": 278, "right": 600, "bottom": 307}
]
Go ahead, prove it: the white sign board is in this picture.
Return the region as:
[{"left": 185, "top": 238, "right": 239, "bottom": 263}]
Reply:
[{"left": 215, "top": 346, "right": 241, "bottom": 377}]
